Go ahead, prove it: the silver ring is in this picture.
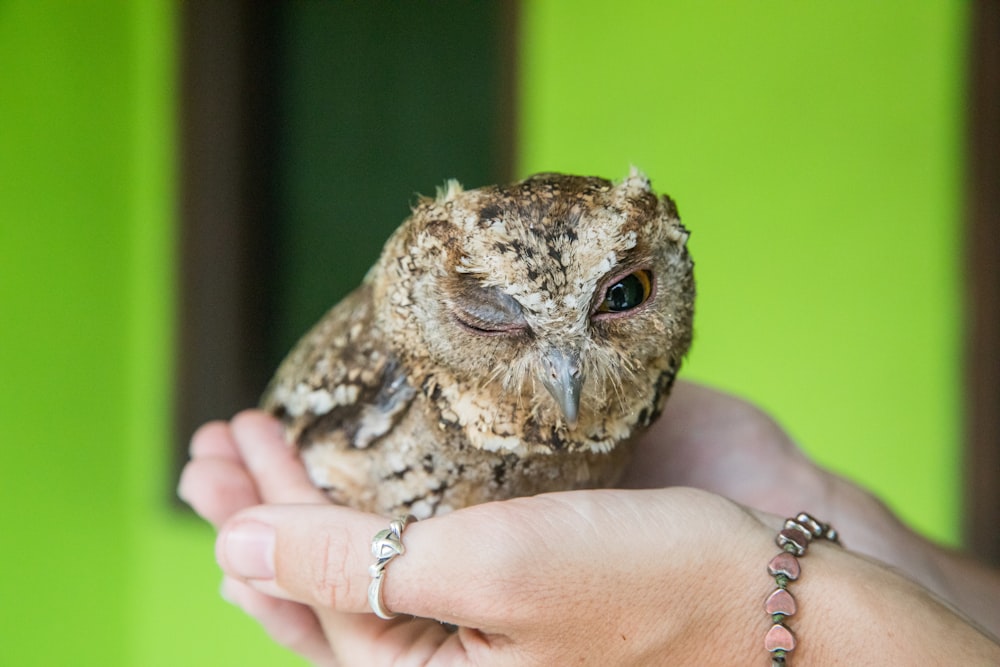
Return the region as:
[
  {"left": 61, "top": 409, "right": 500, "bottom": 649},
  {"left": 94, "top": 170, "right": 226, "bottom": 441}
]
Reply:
[{"left": 368, "top": 515, "right": 415, "bottom": 619}]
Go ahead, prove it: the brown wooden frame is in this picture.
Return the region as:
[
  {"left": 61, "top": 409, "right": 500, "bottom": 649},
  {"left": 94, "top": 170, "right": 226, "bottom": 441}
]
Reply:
[
  {"left": 965, "top": 0, "right": 1000, "bottom": 565},
  {"left": 174, "top": 2, "right": 278, "bottom": 487}
]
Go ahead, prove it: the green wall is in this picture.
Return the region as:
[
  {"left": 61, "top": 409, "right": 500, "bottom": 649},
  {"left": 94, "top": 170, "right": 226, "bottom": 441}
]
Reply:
[
  {"left": 0, "top": 1, "right": 290, "bottom": 664},
  {"left": 2, "top": 2, "right": 144, "bottom": 664},
  {"left": 0, "top": 1, "right": 966, "bottom": 664}
]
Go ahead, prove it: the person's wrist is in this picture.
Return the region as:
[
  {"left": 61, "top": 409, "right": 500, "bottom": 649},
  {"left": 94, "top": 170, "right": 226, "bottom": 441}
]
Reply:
[
  {"left": 643, "top": 497, "right": 781, "bottom": 663},
  {"left": 771, "top": 531, "right": 1000, "bottom": 663}
]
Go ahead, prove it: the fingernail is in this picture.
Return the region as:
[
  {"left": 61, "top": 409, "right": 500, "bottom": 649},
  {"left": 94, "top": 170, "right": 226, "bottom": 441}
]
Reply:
[{"left": 218, "top": 520, "right": 275, "bottom": 580}]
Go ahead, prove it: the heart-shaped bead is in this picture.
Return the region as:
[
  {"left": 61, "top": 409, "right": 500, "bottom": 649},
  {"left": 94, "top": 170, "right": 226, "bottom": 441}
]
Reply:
[
  {"left": 767, "top": 551, "right": 800, "bottom": 580},
  {"left": 764, "top": 623, "right": 796, "bottom": 652},
  {"left": 765, "top": 588, "right": 797, "bottom": 616}
]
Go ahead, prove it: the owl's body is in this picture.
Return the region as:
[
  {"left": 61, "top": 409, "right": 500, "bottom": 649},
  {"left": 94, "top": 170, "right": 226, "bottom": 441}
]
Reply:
[{"left": 262, "top": 170, "right": 694, "bottom": 518}]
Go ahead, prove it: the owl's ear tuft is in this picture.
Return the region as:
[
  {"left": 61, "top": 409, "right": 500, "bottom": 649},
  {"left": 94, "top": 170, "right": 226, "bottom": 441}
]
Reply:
[
  {"left": 621, "top": 166, "right": 652, "bottom": 193},
  {"left": 435, "top": 179, "right": 465, "bottom": 203}
]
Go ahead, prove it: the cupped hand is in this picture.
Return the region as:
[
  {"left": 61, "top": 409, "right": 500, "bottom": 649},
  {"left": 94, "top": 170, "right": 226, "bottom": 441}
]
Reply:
[
  {"left": 179, "top": 382, "right": 1000, "bottom": 663},
  {"left": 182, "top": 414, "right": 776, "bottom": 665}
]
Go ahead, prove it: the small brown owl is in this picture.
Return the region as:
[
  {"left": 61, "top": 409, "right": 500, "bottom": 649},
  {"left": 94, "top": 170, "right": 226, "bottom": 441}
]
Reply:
[{"left": 262, "top": 169, "right": 695, "bottom": 518}]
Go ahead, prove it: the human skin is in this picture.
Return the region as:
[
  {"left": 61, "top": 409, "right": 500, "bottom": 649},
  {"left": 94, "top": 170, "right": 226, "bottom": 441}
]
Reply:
[{"left": 179, "top": 382, "right": 1000, "bottom": 665}]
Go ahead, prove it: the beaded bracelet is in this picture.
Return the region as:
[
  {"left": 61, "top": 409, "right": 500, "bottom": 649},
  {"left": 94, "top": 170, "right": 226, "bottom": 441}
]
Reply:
[{"left": 764, "top": 513, "right": 840, "bottom": 665}]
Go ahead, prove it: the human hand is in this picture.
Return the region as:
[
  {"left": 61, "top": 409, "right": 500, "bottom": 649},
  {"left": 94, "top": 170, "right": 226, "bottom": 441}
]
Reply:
[
  {"left": 179, "top": 412, "right": 778, "bottom": 664},
  {"left": 629, "top": 382, "right": 1000, "bottom": 638},
  {"left": 180, "top": 411, "right": 999, "bottom": 665},
  {"left": 180, "top": 415, "right": 796, "bottom": 666}
]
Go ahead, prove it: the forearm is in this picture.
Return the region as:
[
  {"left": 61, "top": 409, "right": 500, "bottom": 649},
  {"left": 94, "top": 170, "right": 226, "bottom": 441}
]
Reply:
[
  {"left": 695, "top": 512, "right": 1000, "bottom": 665},
  {"left": 928, "top": 545, "right": 1000, "bottom": 641},
  {"left": 790, "top": 540, "right": 1000, "bottom": 664},
  {"left": 637, "top": 507, "right": 1000, "bottom": 665}
]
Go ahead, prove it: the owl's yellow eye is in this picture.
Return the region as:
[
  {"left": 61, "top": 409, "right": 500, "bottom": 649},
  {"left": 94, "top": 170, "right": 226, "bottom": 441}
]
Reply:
[{"left": 597, "top": 269, "right": 653, "bottom": 313}]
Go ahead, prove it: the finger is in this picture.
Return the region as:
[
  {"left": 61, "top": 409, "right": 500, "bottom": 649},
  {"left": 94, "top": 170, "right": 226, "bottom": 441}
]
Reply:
[
  {"left": 221, "top": 576, "right": 338, "bottom": 666},
  {"left": 215, "top": 505, "right": 383, "bottom": 613},
  {"left": 215, "top": 499, "right": 556, "bottom": 629},
  {"left": 216, "top": 505, "right": 483, "bottom": 664},
  {"left": 178, "top": 457, "right": 261, "bottom": 528},
  {"left": 189, "top": 420, "right": 242, "bottom": 461},
  {"left": 230, "top": 410, "right": 328, "bottom": 505},
  {"left": 312, "top": 606, "right": 472, "bottom": 667}
]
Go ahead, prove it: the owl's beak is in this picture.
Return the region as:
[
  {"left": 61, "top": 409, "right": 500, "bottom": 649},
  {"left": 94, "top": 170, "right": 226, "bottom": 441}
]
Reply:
[{"left": 540, "top": 347, "right": 584, "bottom": 426}]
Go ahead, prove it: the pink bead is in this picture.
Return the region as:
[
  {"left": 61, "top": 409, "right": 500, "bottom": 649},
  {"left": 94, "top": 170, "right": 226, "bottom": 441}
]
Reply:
[
  {"left": 765, "top": 624, "right": 796, "bottom": 652},
  {"left": 767, "top": 551, "right": 800, "bottom": 580},
  {"left": 765, "top": 588, "right": 797, "bottom": 616}
]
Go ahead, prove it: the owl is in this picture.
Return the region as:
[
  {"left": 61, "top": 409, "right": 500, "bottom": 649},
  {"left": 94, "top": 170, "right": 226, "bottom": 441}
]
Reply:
[{"left": 262, "top": 169, "right": 695, "bottom": 519}]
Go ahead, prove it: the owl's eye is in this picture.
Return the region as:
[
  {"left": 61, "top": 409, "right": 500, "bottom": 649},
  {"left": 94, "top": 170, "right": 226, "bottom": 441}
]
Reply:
[
  {"left": 596, "top": 270, "right": 653, "bottom": 314},
  {"left": 451, "top": 282, "right": 528, "bottom": 335}
]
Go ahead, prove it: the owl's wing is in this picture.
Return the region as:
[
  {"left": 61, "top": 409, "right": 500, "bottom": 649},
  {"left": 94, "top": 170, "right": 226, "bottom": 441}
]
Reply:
[{"left": 260, "top": 283, "right": 415, "bottom": 451}]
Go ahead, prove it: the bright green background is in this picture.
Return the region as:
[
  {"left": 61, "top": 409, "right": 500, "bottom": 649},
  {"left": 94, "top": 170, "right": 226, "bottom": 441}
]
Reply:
[
  {"left": 0, "top": 1, "right": 966, "bottom": 664},
  {"left": 0, "top": 2, "right": 290, "bottom": 665}
]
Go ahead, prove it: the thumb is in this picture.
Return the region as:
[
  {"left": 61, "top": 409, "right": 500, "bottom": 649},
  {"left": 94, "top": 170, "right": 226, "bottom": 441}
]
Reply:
[{"left": 215, "top": 500, "right": 543, "bottom": 629}]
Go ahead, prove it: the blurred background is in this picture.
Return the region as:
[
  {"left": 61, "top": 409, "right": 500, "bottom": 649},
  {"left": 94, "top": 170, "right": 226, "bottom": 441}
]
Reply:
[{"left": 2, "top": 1, "right": 997, "bottom": 664}]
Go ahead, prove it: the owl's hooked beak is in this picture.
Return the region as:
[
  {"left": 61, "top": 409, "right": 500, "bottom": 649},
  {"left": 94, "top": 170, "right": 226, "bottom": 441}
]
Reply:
[{"left": 540, "top": 347, "right": 584, "bottom": 426}]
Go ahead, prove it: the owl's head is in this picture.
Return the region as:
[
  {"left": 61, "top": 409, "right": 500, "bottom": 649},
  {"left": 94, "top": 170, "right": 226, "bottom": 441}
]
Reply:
[{"left": 376, "top": 169, "right": 695, "bottom": 454}]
